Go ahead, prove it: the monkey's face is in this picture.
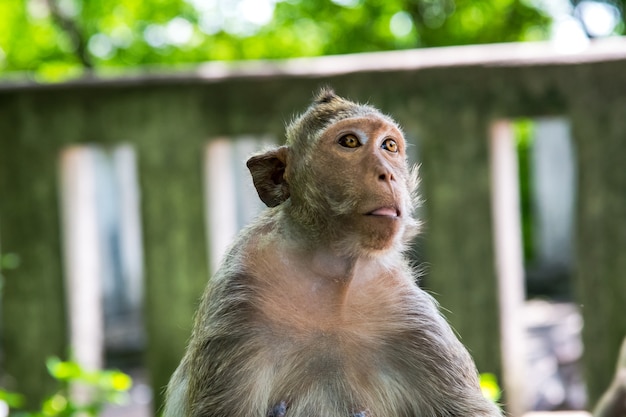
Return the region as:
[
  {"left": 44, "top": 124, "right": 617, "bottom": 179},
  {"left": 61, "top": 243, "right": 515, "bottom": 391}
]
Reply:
[{"left": 290, "top": 114, "right": 415, "bottom": 254}]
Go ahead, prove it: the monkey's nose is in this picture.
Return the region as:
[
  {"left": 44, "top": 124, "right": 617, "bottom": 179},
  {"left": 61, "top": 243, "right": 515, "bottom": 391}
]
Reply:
[{"left": 378, "top": 170, "right": 395, "bottom": 183}]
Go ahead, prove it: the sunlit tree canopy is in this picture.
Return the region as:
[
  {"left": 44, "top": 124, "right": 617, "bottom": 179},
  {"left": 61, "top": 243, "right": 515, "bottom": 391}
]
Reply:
[{"left": 0, "top": 0, "right": 623, "bottom": 82}]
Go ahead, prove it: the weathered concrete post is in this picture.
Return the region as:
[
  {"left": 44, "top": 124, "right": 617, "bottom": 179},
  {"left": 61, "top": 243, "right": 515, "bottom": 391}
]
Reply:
[
  {"left": 571, "top": 90, "right": 626, "bottom": 405},
  {"left": 0, "top": 94, "right": 68, "bottom": 408}
]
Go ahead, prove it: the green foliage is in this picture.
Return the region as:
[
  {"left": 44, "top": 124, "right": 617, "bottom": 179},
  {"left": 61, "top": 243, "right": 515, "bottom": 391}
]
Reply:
[
  {"left": 0, "top": 358, "right": 132, "bottom": 417},
  {"left": 0, "top": 0, "right": 552, "bottom": 82}
]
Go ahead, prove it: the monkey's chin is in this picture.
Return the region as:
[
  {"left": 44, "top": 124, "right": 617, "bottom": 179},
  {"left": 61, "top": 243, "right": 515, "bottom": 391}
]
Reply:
[{"left": 359, "top": 215, "right": 402, "bottom": 252}]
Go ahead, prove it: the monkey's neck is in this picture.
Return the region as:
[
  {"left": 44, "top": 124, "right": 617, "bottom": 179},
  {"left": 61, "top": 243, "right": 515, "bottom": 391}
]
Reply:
[
  {"left": 308, "top": 248, "right": 358, "bottom": 283},
  {"left": 275, "top": 242, "right": 397, "bottom": 330},
  {"left": 251, "top": 223, "right": 397, "bottom": 329},
  {"left": 289, "top": 242, "right": 386, "bottom": 292}
]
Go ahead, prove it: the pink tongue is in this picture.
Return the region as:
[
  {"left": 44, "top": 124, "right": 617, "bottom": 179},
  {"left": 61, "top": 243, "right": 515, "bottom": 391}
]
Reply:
[{"left": 371, "top": 207, "right": 397, "bottom": 217}]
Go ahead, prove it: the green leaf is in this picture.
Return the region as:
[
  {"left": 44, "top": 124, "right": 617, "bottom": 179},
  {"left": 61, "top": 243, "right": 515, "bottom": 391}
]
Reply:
[
  {"left": 46, "top": 357, "right": 82, "bottom": 381},
  {"left": 42, "top": 393, "right": 69, "bottom": 416},
  {"left": 109, "top": 371, "right": 133, "bottom": 391},
  {"left": 0, "top": 388, "right": 26, "bottom": 407},
  {"left": 479, "top": 372, "right": 502, "bottom": 402}
]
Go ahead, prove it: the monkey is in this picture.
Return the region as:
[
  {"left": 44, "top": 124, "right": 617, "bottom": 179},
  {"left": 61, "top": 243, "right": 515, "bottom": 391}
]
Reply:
[{"left": 163, "top": 88, "right": 503, "bottom": 417}]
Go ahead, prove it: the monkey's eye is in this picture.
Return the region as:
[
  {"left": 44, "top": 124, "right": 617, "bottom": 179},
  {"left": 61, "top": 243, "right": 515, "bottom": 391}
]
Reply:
[
  {"left": 382, "top": 138, "right": 399, "bottom": 153},
  {"left": 338, "top": 134, "right": 361, "bottom": 148}
]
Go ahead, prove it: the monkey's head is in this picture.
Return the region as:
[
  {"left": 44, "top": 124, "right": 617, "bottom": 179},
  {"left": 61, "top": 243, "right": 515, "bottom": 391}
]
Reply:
[{"left": 247, "top": 88, "right": 419, "bottom": 256}]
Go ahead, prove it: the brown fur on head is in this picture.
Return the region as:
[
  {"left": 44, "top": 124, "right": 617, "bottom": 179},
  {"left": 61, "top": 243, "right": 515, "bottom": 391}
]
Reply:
[{"left": 247, "top": 88, "right": 419, "bottom": 256}]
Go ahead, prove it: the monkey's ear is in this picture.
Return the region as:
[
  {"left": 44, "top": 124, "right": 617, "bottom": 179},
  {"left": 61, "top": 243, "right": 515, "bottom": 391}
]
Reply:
[{"left": 246, "top": 146, "right": 290, "bottom": 208}]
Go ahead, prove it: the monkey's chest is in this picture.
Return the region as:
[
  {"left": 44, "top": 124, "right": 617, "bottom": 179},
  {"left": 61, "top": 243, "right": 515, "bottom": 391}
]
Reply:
[
  {"left": 262, "top": 330, "right": 412, "bottom": 417},
  {"left": 250, "top": 271, "right": 423, "bottom": 415}
]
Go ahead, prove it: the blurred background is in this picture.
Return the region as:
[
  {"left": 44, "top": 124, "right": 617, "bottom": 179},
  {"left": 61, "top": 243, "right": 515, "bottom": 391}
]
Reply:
[
  {"left": 1, "top": 1, "right": 625, "bottom": 417},
  {"left": 0, "top": 0, "right": 624, "bottom": 81}
]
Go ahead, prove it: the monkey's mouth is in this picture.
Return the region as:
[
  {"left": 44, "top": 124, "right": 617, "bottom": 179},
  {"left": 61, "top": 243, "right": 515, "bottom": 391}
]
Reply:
[{"left": 366, "top": 207, "right": 400, "bottom": 218}]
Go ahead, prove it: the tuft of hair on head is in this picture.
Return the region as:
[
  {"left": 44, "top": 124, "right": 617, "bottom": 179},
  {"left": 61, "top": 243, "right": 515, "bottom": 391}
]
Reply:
[{"left": 313, "top": 87, "right": 338, "bottom": 104}]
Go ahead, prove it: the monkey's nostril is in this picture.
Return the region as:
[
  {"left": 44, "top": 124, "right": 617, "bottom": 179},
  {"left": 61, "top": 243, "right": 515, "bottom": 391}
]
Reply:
[{"left": 378, "top": 172, "right": 395, "bottom": 182}]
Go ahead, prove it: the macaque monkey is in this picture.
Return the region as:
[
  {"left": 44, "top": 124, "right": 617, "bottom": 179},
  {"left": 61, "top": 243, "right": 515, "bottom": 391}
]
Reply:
[{"left": 164, "top": 89, "right": 502, "bottom": 417}]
